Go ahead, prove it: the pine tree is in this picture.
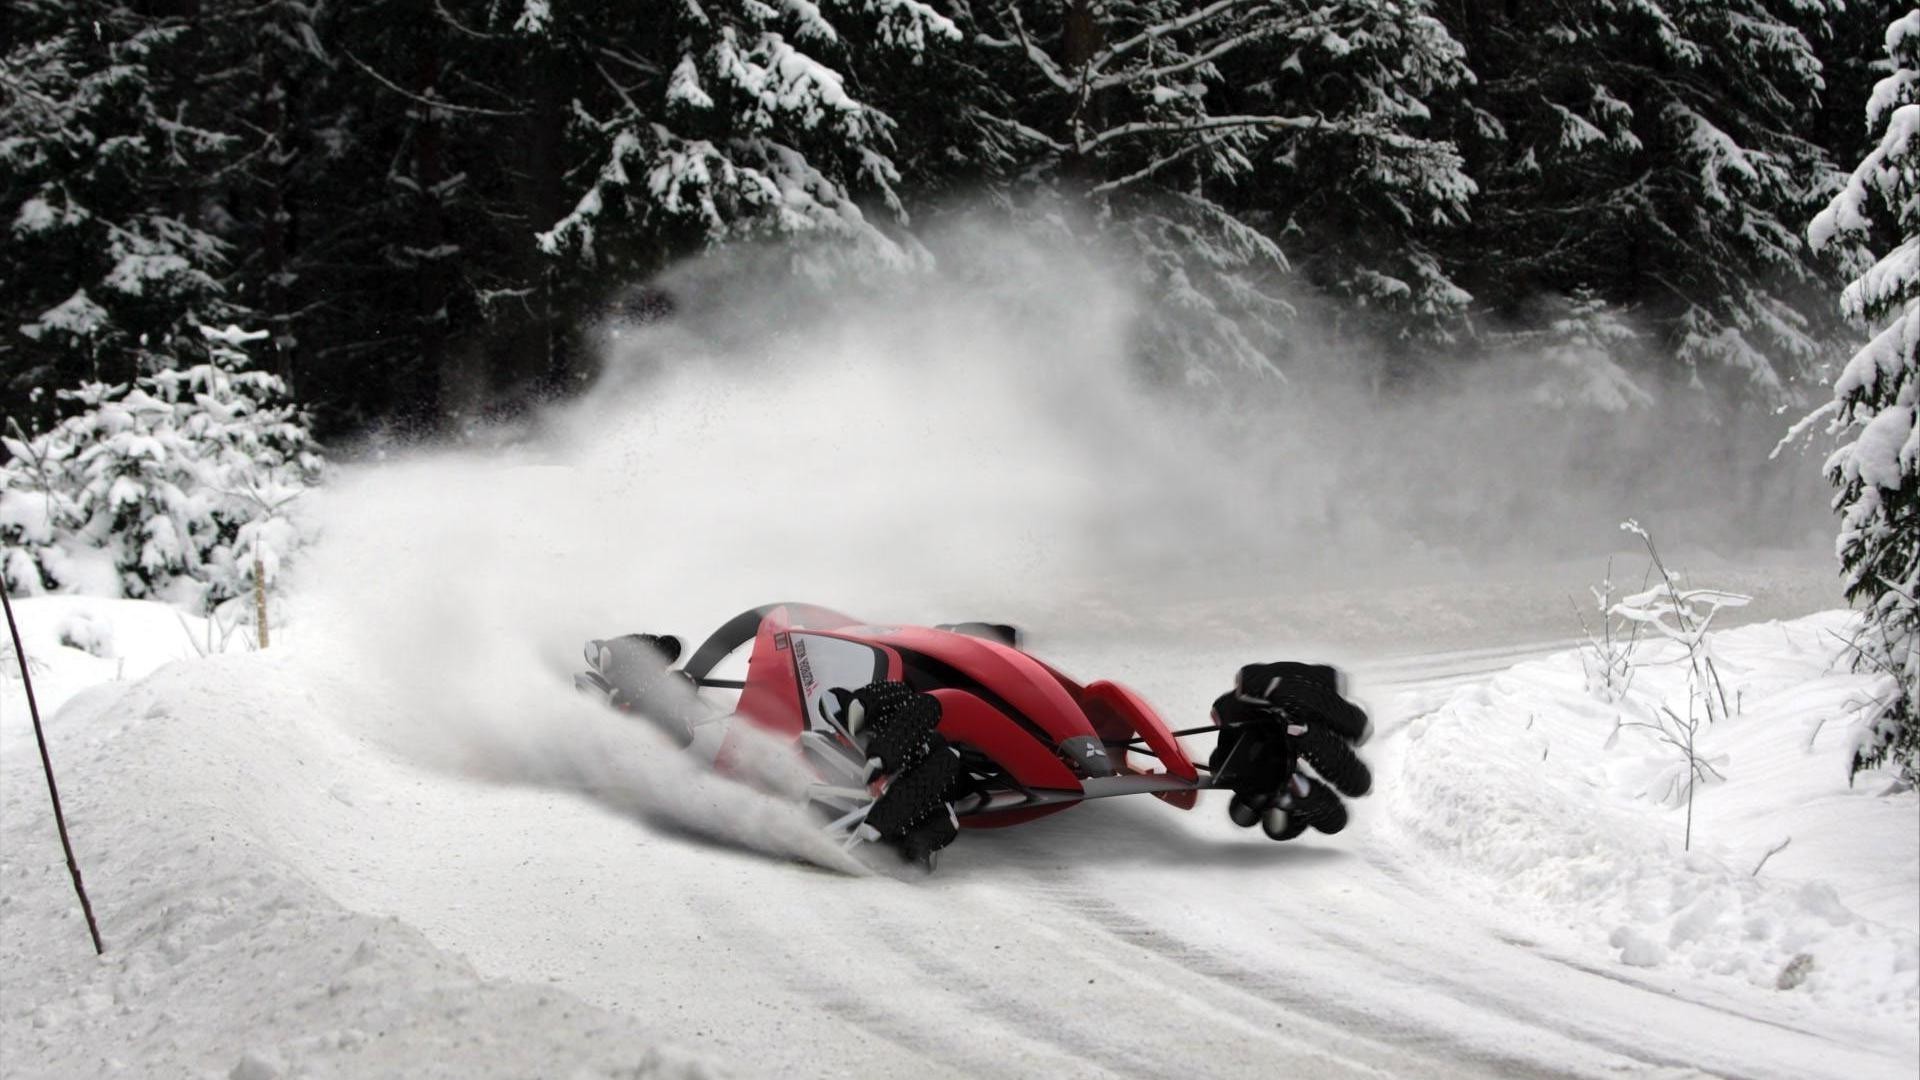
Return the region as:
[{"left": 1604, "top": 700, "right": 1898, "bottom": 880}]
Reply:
[
  {"left": 1224, "top": 1, "right": 1477, "bottom": 346},
  {"left": 1434, "top": 0, "right": 1846, "bottom": 399},
  {"left": 539, "top": 0, "right": 960, "bottom": 278},
  {"left": 1805, "top": 10, "right": 1920, "bottom": 782},
  {"left": 942, "top": 0, "right": 1474, "bottom": 381},
  {"left": 199, "top": 0, "right": 345, "bottom": 391},
  {"left": 228, "top": 0, "right": 610, "bottom": 433},
  {"left": 2, "top": 0, "right": 242, "bottom": 429}
]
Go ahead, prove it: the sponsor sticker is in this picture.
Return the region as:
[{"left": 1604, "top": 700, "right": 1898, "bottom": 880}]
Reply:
[{"left": 793, "top": 637, "right": 816, "bottom": 693}]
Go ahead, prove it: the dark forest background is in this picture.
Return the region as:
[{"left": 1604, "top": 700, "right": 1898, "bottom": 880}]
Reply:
[{"left": 1, "top": 0, "right": 1896, "bottom": 443}]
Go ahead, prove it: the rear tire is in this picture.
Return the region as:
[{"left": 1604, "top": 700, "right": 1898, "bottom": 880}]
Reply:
[
  {"left": 899, "top": 807, "right": 960, "bottom": 870},
  {"left": 851, "top": 682, "right": 943, "bottom": 775},
  {"left": 865, "top": 738, "right": 961, "bottom": 841}
]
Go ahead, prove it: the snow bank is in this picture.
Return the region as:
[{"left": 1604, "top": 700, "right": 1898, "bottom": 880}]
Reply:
[
  {"left": 2, "top": 597, "right": 728, "bottom": 1079},
  {"left": 1385, "top": 610, "right": 1919, "bottom": 1019}
]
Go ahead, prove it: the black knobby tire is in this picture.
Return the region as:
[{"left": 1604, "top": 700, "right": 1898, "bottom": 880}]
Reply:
[
  {"left": 1265, "top": 681, "right": 1369, "bottom": 744},
  {"left": 1294, "top": 726, "right": 1372, "bottom": 798},
  {"left": 899, "top": 808, "right": 960, "bottom": 867},
  {"left": 865, "top": 737, "right": 961, "bottom": 840},
  {"left": 1259, "top": 778, "right": 1347, "bottom": 841},
  {"left": 1209, "top": 693, "right": 1295, "bottom": 790},
  {"left": 595, "top": 633, "right": 682, "bottom": 708},
  {"left": 1227, "top": 793, "right": 1265, "bottom": 828},
  {"left": 1261, "top": 807, "right": 1309, "bottom": 842},
  {"left": 856, "top": 682, "right": 943, "bottom": 775},
  {"left": 1289, "top": 777, "right": 1349, "bottom": 835}
]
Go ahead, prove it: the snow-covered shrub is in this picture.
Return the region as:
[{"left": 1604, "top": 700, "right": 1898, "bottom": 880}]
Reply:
[
  {"left": 0, "top": 325, "right": 324, "bottom": 616},
  {"left": 1801, "top": 11, "right": 1920, "bottom": 782}
]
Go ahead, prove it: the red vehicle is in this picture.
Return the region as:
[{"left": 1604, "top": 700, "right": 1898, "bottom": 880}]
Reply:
[{"left": 575, "top": 603, "right": 1373, "bottom": 868}]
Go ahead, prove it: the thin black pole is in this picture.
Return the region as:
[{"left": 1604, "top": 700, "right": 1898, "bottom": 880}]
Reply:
[
  {"left": 1, "top": 582, "right": 103, "bottom": 955},
  {"left": 1103, "top": 721, "right": 1242, "bottom": 748}
]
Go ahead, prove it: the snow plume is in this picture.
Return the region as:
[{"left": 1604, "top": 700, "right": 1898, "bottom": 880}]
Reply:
[
  {"left": 290, "top": 459, "right": 864, "bottom": 873},
  {"left": 566, "top": 224, "right": 1830, "bottom": 605}
]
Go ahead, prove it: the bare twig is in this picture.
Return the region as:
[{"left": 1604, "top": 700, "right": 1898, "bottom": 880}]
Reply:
[
  {"left": 343, "top": 50, "right": 526, "bottom": 118},
  {"left": 1751, "top": 836, "right": 1792, "bottom": 877},
  {"left": 174, "top": 610, "right": 208, "bottom": 659}
]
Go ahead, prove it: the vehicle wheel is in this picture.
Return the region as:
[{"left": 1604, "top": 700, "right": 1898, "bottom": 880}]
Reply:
[
  {"left": 1261, "top": 805, "right": 1308, "bottom": 842},
  {"left": 849, "top": 681, "right": 943, "bottom": 775},
  {"left": 898, "top": 806, "right": 960, "bottom": 870},
  {"left": 1227, "top": 792, "right": 1264, "bottom": 828},
  {"left": 864, "top": 737, "right": 961, "bottom": 841},
  {"left": 1264, "top": 777, "right": 1346, "bottom": 839},
  {"left": 588, "top": 634, "right": 683, "bottom": 702},
  {"left": 1240, "top": 665, "right": 1370, "bottom": 744},
  {"left": 1295, "top": 726, "right": 1372, "bottom": 798}
]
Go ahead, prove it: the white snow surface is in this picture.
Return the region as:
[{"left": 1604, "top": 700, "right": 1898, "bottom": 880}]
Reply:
[
  {"left": 3, "top": 271, "right": 1911, "bottom": 1076},
  {"left": 4, "top": 586, "right": 1916, "bottom": 1079}
]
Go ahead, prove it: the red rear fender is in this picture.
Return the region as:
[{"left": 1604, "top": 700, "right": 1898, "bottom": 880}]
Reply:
[{"left": 880, "top": 628, "right": 1098, "bottom": 747}]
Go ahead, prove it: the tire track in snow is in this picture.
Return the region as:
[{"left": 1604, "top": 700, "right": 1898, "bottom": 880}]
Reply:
[
  {"left": 855, "top": 881, "right": 1392, "bottom": 1080},
  {"left": 1352, "top": 640, "right": 1576, "bottom": 696},
  {"left": 1023, "top": 875, "right": 1599, "bottom": 1080},
  {"left": 690, "top": 871, "right": 1111, "bottom": 1079}
]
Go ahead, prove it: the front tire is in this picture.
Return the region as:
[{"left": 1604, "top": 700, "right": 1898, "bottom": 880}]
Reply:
[
  {"left": 842, "top": 681, "right": 963, "bottom": 868},
  {"left": 864, "top": 738, "right": 961, "bottom": 841}
]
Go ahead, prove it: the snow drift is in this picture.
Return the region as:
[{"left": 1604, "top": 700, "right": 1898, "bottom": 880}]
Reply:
[{"left": 1385, "top": 611, "right": 1918, "bottom": 1019}]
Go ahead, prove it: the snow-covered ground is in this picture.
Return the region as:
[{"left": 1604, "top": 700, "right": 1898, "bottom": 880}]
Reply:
[
  {"left": 4, "top": 584, "right": 1914, "bottom": 1079},
  {"left": 5, "top": 307, "right": 1913, "bottom": 1077}
]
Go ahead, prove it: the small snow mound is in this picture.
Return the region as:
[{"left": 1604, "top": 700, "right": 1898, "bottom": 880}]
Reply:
[
  {"left": 229, "top": 1049, "right": 285, "bottom": 1080},
  {"left": 55, "top": 609, "right": 114, "bottom": 658},
  {"left": 2, "top": 634, "right": 729, "bottom": 1079},
  {"left": 1610, "top": 926, "right": 1668, "bottom": 967}
]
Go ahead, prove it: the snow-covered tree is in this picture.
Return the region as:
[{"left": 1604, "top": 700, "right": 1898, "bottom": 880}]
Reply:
[
  {"left": 1436, "top": 0, "right": 1846, "bottom": 399},
  {"left": 1227, "top": 1, "right": 1477, "bottom": 340},
  {"left": 1804, "top": 10, "right": 1920, "bottom": 782},
  {"left": 538, "top": 0, "right": 961, "bottom": 277},
  {"left": 1503, "top": 290, "right": 1653, "bottom": 413},
  {"left": 946, "top": 0, "right": 1474, "bottom": 380},
  {"left": 0, "top": 326, "right": 325, "bottom": 616},
  {"left": 208, "top": 0, "right": 348, "bottom": 387},
  {"left": 1, "top": 0, "right": 241, "bottom": 427}
]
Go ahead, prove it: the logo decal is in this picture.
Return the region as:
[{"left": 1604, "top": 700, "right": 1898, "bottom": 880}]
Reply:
[{"left": 792, "top": 637, "right": 816, "bottom": 693}]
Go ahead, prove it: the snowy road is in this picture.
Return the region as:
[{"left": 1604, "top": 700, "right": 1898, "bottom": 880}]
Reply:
[
  {"left": 250, "top": 634, "right": 1910, "bottom": 1080},
  {"left": 5, "top": 591, "right": 1915, "bottom": 1080}
]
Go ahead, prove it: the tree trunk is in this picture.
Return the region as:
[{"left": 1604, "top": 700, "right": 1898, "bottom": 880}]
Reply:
[
  {"left": 261, "top": 44, "right": 294, "bottom": 386},
  {"left": 412, "top": 51, "right": 467, "bottom": 426},
  {"left": 1062, "top": 0, "right": 1105, "bottom": 184}
]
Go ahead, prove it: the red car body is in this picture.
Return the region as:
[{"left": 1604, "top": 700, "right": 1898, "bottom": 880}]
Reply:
[{"left": 690, "top": 604, "right": 1213, "bottom": 827}]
